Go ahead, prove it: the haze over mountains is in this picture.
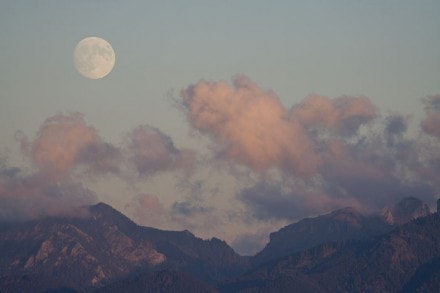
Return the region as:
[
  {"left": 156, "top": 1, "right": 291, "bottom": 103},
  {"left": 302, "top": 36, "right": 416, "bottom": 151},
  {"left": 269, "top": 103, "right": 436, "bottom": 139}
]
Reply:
[{"left": 0, "top": 197, "right": 438, "bottom": 292}]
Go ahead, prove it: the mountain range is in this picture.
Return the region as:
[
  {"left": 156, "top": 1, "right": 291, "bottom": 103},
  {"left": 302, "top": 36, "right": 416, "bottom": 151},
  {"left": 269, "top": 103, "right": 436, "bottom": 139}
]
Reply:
[{"left": 0, "top": 197, "right": 438, "bottom": 292}]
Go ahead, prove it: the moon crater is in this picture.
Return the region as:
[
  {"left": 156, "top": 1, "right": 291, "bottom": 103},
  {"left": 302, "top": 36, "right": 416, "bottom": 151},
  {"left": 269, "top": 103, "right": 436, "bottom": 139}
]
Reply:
[{"left": 74, "top": 37, "right": 115, "bottom": 79}]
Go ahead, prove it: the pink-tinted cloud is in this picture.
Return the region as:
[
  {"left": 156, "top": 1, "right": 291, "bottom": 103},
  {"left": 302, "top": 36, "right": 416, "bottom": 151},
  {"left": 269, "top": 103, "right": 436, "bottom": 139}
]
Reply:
[
  {"left": 181, "top": 76, "right": 379, "bottom": 178},
  {"left": 237, "top": 111, "right": 438, "bottom": 221},
  {"left": 179, "top": 76, "right": 440, "bottom": 220},
  {"left": 289, "top": 94, "right": 377, "bottom": 136},
  {"left": 4, "top": 113, "right": 202, "bottom": 222},
  {"left": 321, "top": 138, "right": 386, "bottom": 183},
  {"left": 0, "top": 113, "right": 124, "bottom": 221},
  {"left": 127, "top": 125, "right": 195, "bottom": 176},
  {"left": 18, "top": 113, "right": 121, "bottom": 180},
  {"left": 181, "top": 75, "right": 320, "bottom": 177},
  {"left": 0, "top": 169, "right": 96, "bottom": 221},
  {"left": 131, "top": 193, "right": 165, "bottom": 227},
  {"left": 421, "top": 95, "right": 440, "bottom": 137},
  {"left": 77, "top": 142, "right": 121, "bottom": 175},
  {"left": 181, "top": 76, "right": 438, "bottom": 221}
]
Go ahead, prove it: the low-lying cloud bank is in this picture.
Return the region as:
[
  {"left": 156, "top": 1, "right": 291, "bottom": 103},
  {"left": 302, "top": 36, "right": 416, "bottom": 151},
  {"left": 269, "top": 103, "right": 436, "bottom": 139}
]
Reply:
[
  {"left": 0, "top": 113, "right": 195, "bottom": 221},
  {"left": 0, "top": 77, "right": 438, "bottom": 256},
  {"left": 181, "top": 76, "right": 439, "bottom": 221}
]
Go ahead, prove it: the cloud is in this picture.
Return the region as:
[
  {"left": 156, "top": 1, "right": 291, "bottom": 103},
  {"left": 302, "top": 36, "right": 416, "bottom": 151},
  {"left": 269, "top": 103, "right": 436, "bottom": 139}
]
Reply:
[
  {"left": 181, "top": 75, "right": 320, "bottom": 177},
  {"left": 127, "top": 125, "right": 195, "bottom": 176},
  {"left": 2, "top": 111, "right": 206, "bottom": 222},
  {"left": 237, "top": 112, "right": 438, "bottom": 221},
  {"left": 171, "top": 181, "right": 214, "bottom": 217},
  {"left": 130, "top": 193, "right": 165, "bottom": 227},
  {"left": 238, "top": 182, "right": 362, "bottom": 222},
  {"left": 168, "top": 180, "right": 220, "bottom": 234},
  {"left": 2, "top": 113, "right": 201, "bottom": 222},
  {"left": 18, "top": 113, "right": 121, "bottom": 180},
  {"left": 289, "top": 94, "right": 377, "bottom": 136},
  {"left": 0, "top": 166, "right": 96, "bottom": 221},
  {"left": 182, "top": 76, "right": 439, "bottom": 221},
  {"left": 2, "top": 76, "right": 438, "bottom": 246},
  {"left": 77, "top": 142, "right": 122, "bottom": 175},
  {"left": 0, "top": 113, "right": 121, "bottom": 221},
  {"left": 171, "top": 200, "right": 212, "bottom": 217},
  {"left": 169, "top": 198, "right": 217, "bottom": 234},
  {"left": 421, "top": 95, "right": 440, "bottom": 137},
  {"left": 321, "top": 112, "right": 437, "bottom": 205},
  {"left": 384, "top": 114, "right": 409, "bottom": 148},
  {"left": 230, "top": 228, "right": 271, "bottom": 256}
]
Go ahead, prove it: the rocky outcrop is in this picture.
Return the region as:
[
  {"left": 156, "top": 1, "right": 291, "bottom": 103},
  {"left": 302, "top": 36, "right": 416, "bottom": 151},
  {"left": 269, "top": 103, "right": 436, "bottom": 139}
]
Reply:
[
  {"left": 253, "top": 197, "right": 432, "bottom": 266},
  {"left": 0, "top": 198, "right": 436, "bottom": 292},
  {"left": 381, "top": 197, "right": 431, "bottom": 225},
  {"left": 223, "top": 212, "right": 440, "bottom": 292},
  {"left": 253, "top": 207, "right": 392, "bottom": 265},
  {"left": 0, "top": 203, "right": 247, "bottom": 291}
]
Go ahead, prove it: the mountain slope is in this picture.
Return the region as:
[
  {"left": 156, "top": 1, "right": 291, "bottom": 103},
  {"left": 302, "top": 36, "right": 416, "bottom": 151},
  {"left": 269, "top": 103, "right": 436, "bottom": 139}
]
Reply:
[
  {"left": 98, "top": 270, "right": 219, "bottom": 293},
  {"left": 253, "top": 197, "right": 431, "bottom": 266},
  {"left": 0, "top": 199, "right": 436, "bottom": 292},
  {"left": 222, "top": 212, "right": 440, "bottom": 292},
  {"left": 253, "top": 207, "right": 392, "bottom": 265},
  {"left": 89, "top": 203, "right": 248, "bottom": 281},
  {"left": 381, "top": 197, "right": 431, "bottom": 225},
  {"left": 0, "top": 203, "right": 247, "bottom": 292}
]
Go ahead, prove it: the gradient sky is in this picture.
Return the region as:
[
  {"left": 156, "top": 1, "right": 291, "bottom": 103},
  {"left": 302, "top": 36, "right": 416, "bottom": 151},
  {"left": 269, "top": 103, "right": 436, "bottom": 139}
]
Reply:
[{"left": 1, "top": 1, "right": 439, "bottom": 255}]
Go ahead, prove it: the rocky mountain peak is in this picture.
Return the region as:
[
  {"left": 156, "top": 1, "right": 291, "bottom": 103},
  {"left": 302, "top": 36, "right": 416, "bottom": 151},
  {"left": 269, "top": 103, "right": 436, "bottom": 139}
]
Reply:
[
  {"left": 381, "top": 197, "right": 431, "bottom": 225},
  {"left": 326, "top": 206, "right": 363, "bottom": 226},
  {"left": 1, "top": 198, "right": 437, "bottom": 292},
  {"left": 0, "top": 202, "right": 248, "bottom": 291},
  {"left": 89, "top": 202, "right": 133, "bottom": 223},
  {"left": 253, "top": 206, "right": 392, "bottom": 266}
]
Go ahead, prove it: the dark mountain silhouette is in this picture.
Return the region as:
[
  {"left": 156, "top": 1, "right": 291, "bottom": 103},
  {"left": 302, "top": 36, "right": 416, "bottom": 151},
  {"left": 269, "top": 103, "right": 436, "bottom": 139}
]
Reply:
[
  {"left": 0, "top": 203, "right": 247, "bottom": 292},
  {"left": 97, "top": 270, "right": 218, "bottom": 293},
  {"left": 222, "top": 212, "right": 440, "bottom": 292},
  {"left": 381, "top": 196, "right": 431, "bottom": 225},
  {"left": 253, "top": 197, "right": 431, "bottom": 266},
  {"left": 0, "top": 198, "right": 438, "bottom": 292},
  {"left": 253, "top": 207, "right": 392, "bottom": 266}
]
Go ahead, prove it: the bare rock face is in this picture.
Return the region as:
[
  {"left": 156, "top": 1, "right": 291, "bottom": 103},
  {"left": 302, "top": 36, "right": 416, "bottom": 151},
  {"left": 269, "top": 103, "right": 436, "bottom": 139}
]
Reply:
[
  {"left": 253, "top": 207, "right": 392, "bottom": 265},
  {"left": 2, "top": 198, "right": 435, "bottom": 292},
  {"left": 224, "top": 212, "right": 440, "bottom": 293},
  {"left": 0, "top": 203, "right": 247, "bottom": 292},
  {"left": 0, "top": 210, "right": 165, "bottom": 290},
  {"left": 254, "top": 197, "right": 432, "bottom": 266},
  {"left": 382, "top": 197, "right": 431, "bottom": 225}
]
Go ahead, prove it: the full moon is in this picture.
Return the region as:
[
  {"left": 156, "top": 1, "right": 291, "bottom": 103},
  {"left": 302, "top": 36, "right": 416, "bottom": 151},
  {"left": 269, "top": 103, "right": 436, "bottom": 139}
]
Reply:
[{"left": 73, "top": 37, "right": 115, "bottom": 79}]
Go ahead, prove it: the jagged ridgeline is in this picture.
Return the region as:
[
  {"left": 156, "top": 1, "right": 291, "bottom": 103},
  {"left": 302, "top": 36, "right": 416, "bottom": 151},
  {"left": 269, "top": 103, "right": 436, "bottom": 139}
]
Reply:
[{"left": 0, "top": 197, "right": 439, "bottom": 292}]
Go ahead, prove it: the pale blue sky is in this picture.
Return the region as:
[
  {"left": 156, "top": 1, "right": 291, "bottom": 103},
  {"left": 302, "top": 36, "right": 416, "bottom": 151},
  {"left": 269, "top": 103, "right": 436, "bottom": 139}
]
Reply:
[
  {"left": 1, "top": 1, "right": 439, "bottom": 254},
  {"left": 2, "top": 1, "right": 439, "bottom": 135}
]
